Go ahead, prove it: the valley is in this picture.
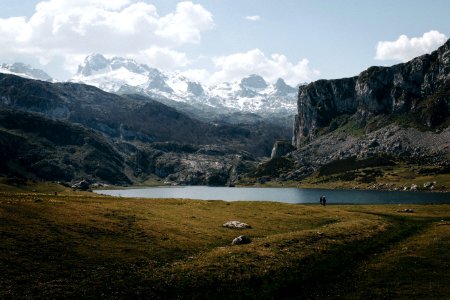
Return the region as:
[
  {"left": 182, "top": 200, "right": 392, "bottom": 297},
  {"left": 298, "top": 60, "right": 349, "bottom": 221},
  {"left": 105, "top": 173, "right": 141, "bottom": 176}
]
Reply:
[
  {"left": 1, "top": 39, "right": 449, "bottom": 190},
  {"left": 1, "top": 2, "right": 449, "bottom": 299}
]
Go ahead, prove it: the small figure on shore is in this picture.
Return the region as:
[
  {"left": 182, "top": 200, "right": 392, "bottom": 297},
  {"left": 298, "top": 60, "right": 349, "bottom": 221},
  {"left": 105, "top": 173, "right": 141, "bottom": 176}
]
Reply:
[
  {"left": 319, "top": 196, "right": 323, "bottom": 205},
  {"left": 320, "top": 195, "right": 326, "bottom": 206}
]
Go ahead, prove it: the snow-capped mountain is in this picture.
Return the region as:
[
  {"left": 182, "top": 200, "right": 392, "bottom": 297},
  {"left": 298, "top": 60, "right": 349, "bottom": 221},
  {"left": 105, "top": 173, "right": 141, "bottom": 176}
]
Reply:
[
  {"left": 71, "top": 54, "right": 298, "bottom": 116},
  {"left": 0, "top": 63, "right": 53, "bottom": 82}
]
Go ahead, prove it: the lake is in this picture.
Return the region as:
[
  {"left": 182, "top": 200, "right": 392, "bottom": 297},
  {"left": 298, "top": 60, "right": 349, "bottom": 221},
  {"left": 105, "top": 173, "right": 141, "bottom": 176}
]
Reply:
[{"left": 94, "top": 186, "right": 450, "bottom": 204}]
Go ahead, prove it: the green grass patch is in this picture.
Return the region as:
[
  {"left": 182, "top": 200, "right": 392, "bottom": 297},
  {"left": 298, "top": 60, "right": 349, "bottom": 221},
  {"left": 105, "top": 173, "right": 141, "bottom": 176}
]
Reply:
[{"left": 0, "top": 187, "right": 449, "bottom": 299}]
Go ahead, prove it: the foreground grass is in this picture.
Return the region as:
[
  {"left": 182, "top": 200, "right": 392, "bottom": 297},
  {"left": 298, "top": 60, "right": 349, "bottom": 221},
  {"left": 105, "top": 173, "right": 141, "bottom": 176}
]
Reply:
[{"left": 0, "top": 183, "right": 449, "bottom": 299}]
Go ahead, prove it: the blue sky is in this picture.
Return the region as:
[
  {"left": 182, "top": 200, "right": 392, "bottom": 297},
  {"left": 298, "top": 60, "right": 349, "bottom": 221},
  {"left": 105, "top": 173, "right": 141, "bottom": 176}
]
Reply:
[{"left": 0, "top": 0, "right": 448, "bottom": 85}]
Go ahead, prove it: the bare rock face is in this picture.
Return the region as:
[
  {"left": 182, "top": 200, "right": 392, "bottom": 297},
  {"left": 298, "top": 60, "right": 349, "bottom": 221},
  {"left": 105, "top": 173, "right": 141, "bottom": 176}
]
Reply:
[
  {"left": 271, "top": 140, "right": 295, "bottom": 159},
  {"left": 223, "top": 221, "right": 252, "bottom": 229},
  {"left": 293, "top": 39, "right": 450, "bottom": 148}
]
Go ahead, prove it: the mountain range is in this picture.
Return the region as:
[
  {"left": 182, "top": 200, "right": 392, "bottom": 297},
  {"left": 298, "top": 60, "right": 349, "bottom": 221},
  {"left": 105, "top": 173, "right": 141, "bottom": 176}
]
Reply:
[
  {"left": 0, "top": 72, "right": 291, "bottom": 185},
  {"left": 71, "top": 54, "right": 298, "bottom": 118},
  {"left": 0, "top": 55, "right": 298, "bottom": 125},
  {"left": 1, "top": 39, "right": 448, "bottom": 188}
]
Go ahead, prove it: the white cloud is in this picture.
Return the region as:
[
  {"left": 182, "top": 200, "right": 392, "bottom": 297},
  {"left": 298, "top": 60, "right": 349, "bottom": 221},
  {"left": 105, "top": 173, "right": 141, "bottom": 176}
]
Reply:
[
  {"left": 375, "top": 30, "right": 447, "bottom": 62},
  {"left": 0, "top": 0, "right": 214, "bottom": 77},
  {"left": 157, "top": 2, "right": 214, "bottom": 45},
  {"left": 204, "top": 49, "right": 319, "bottom": 86},
  {"left": 0, "top": 0, "right": 318, "bottom": 86},
  {"left": 134, "top": 47, "right": 190, "bottom": 71},
  {"left": 179, "top": 68, "right": 212, "bottom": 84},
  {"left": 245, "top": 15, "right": 260, "bottom": 21}
]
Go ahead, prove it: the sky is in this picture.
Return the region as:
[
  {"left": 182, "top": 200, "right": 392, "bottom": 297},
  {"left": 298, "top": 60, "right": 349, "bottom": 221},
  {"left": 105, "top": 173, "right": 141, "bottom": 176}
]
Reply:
[{"left": 0, "top": 0, "right": 449, "bottom": 86}]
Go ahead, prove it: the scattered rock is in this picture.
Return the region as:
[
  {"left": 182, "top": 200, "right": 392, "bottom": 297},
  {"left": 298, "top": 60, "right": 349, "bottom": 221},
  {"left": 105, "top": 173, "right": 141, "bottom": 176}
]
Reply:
[
  {"left": 232, "top": 235, "right": 251, "bottom": 245},
  {"left": 423, "top": 181, "right": 436, "bottom": 189},
  {"left": 368, "top": 139, "right": 380, "bottom": 148},
  {"left": 223, "top": 221, "right": 252, "bottom": 229},
  {"left": 397, "top": 208, "right": 414, "bottom": 213}
]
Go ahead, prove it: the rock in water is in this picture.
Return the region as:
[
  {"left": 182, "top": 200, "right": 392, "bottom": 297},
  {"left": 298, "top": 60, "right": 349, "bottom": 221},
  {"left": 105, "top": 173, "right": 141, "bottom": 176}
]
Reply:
[
  {"left": 232, "top": 235, "right": 251, "bottom": 245},
  {"left": 223, "top": 221, "right": 252, "bottom": 229}
]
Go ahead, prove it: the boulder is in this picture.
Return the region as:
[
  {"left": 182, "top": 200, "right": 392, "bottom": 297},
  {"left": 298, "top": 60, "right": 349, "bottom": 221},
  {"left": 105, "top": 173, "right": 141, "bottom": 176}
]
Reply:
[
  {"left": 232, "top": 235, "right": 251, "bottom": 245},
  {"left": 223, "top": 221, "right": 252, "bottom": 229},
  {"left": 423, "top": 181, "right": 436, "bottom": 189},
  {"left": 71, "top": 180, "right": 90, "bottom": 191}
]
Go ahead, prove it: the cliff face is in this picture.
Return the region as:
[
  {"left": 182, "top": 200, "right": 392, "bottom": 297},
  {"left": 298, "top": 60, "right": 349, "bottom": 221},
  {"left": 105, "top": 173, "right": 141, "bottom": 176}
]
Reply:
[{"left": 293, "top": 39, "right": 450, "bottom": 147}]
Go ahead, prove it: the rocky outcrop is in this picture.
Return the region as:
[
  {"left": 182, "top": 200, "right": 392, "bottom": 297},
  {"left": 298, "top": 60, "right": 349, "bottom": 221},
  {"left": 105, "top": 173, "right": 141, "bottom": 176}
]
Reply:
[
  {"left": 271, "top": 140, "right": 295, "bottom": 158},
  {"left": 288, "top": 124, "right": 450, "bottom": 178},
  {"left": 293, "top": 39, "right": 450, "bottom": 147}
]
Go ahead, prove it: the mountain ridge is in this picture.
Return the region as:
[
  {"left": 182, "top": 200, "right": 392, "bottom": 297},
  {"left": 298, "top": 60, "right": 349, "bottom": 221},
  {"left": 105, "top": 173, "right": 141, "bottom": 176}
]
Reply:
[
  {"left": 293, "top": 38, "right": 450, "bottom": 147},
  {"left": 248, "top": 39, "right": 450, "bottom": 187},
  {"left": 0, "top": 63, "right": 53, "bottom": 82},
  {"left": 70, "top": 54, "right": 298, "bottom": 118}
]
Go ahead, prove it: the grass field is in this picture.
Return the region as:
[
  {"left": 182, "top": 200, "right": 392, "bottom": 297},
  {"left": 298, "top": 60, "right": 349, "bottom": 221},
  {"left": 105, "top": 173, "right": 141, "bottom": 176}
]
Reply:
[
  {"left": 0, "top": 181, "right": 449, "bottom": 299},
  {"left": 241, "top": 163, "right": 450, "bottom": 192}
]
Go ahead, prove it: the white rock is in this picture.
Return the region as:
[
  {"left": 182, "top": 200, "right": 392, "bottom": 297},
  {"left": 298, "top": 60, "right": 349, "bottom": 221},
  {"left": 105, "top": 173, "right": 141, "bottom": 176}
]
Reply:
[{"left": 223, "top": 221, "right": 252, "bottom": 229}]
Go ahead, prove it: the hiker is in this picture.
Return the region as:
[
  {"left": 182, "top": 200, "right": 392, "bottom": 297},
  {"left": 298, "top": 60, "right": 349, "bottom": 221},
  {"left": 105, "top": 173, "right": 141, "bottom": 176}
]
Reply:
[
  {"left": 322, "top": 196, "right": 327, "bottom": 206},
  {"left": 319, "top": 196, "right": 323, "bottom": 205}
]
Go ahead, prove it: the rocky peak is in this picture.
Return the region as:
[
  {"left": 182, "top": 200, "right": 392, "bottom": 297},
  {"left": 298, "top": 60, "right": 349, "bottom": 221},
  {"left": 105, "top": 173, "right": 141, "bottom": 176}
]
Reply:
[
  {"left": 0, "top": 62, "right": 53, "bottom": 82},
  {"left": 240, "top": 74, "right": 268, "bottom": 90},
  {"left": 293, "top": 38, "right": 450, "bottom": 148},
  {"left": 77, "top": 53, "right": 110, "bottom": 76},
  {"left": 187, "top": 81, "right": 204, "bottom": 96},
  {"left": 275, "top": 78, "right": 297, "bottom": 95},
  {"left": 110, "top": 57, "right": 152, "bottom": 75}
]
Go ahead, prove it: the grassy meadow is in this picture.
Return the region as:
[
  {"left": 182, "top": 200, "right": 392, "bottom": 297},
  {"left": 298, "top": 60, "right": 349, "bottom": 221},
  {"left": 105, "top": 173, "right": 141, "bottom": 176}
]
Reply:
[{"left": 0, "top": 181, "right": 449, "bottom": 299}]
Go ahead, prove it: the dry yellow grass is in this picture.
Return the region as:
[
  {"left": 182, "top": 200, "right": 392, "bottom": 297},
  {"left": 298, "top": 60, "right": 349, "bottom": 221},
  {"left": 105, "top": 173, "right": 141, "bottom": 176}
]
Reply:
[{"left": 0, "top": 182, "right": 449, "bottom": 298}]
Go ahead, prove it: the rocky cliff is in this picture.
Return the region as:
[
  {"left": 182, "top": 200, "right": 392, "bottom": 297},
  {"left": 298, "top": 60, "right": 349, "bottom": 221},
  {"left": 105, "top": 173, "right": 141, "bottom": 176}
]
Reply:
[
  {"left": 293, "top": 39, "right": 450, "bottom": 147},
  {"left": 242, "top": 40, "right": 450, "bottom": 189}
]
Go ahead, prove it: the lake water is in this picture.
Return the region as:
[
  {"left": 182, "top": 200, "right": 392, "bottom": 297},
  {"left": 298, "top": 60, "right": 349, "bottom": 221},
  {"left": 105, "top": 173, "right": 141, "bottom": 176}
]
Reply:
[{"left": 94, "top": 186, "right": 450, "bottom": 204}]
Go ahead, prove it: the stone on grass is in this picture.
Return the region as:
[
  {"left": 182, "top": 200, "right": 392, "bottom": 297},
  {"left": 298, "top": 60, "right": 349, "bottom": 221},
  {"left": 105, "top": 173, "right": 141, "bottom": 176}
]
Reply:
[
  {"left": 232, "top": 235, "right": 251, "bottom": 245},
  {"left": 223, "top": 221, "right": 252, "bottom": 229}
]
